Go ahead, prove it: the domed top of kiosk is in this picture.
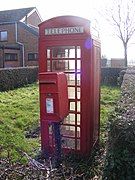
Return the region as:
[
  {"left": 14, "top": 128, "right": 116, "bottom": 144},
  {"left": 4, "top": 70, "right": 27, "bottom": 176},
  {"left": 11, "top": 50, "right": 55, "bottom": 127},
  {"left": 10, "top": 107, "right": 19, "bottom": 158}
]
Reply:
[
  {"left": 38, "top": 15, "right": 99, "bottom": 39},
  {"left": 39, "top": 15, "right": 90, "bottom": 27}
]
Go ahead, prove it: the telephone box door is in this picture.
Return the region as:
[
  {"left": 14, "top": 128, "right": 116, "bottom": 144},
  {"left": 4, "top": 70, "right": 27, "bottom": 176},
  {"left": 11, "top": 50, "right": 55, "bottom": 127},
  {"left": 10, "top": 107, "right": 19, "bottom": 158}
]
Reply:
[{"left": 42, "top": 41, "right": 86, "bottom": 153}]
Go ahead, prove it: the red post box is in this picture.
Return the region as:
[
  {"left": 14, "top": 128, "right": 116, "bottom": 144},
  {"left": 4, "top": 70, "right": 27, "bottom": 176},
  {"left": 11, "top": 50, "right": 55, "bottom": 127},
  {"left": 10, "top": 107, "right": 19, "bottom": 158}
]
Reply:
[{"left": 39, "top": 72, "right": 68, "bottom": 121}]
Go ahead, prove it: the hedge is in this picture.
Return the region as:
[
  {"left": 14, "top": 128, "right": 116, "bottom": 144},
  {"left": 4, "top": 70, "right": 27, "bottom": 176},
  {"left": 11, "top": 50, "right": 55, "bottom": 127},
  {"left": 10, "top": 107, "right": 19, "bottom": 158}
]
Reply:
[
  {"left": 101, "top": 67, "right": 127, "bottom": 86},
  {"left": 0, "top": 66, "right": 127, "bottom": 92},
  {"left": 0, "top": 66, "right": 38, "bottom": 92},
  {"left": 103, "top": 68, "right": 135, "bottom": 179}
]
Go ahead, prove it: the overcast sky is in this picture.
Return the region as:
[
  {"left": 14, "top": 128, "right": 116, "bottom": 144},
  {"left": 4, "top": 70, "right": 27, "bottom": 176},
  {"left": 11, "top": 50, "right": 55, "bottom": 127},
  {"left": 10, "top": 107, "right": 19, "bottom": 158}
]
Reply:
[
  {"left": 0, "top": 0, "right": 135, "bottom": 61},
  {"left": 0, "top": 0, "right": 102, "bottom": 20}
]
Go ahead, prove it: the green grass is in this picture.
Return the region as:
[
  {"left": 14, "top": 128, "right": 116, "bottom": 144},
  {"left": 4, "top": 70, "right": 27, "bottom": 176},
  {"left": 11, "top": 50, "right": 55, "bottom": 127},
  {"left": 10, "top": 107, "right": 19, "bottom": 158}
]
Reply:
[
  {"left": 100, "top": 85, "right": 120, "bottom": 123},
  {"left": 100, "top": 85, "right": 120, "bottom": 144},
  {"left": 0, "top": 83, "right": 120, "bottom": 161},
  {"left": 0, "top": 83, "right": 40, "bottom": 161}
]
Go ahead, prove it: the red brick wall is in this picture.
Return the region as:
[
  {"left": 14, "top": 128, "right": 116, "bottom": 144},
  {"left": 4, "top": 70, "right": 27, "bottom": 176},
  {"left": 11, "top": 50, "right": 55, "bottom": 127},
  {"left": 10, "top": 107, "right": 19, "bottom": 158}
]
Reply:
[
  {"left": 17, "top": 23, "right": 38, "bottom": 66},
  {"left": 0, "top": 49, "right": 3, "bottom": 68},
  {"left": 4, "top": 49, "right": 21, "bottom": 67},
  {"left": 0, "top": 22, "right": 39, "bottom": 67},
  {"left": 0, "top": 24, "right": 16, "bottom": 44},
  {"left": 27, "top": 11, "right": 42, "bottom": 27},
  {"left": 0, "top": 24, "right": 22, "bottom": 67}
]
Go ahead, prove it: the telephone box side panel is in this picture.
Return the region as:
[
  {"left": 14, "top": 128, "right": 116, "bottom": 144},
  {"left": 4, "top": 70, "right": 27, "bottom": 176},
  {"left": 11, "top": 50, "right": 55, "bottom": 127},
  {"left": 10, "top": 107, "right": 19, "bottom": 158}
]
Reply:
[
  {"left": 92, "top": 39, "right": 101, "bottom": 146},
  {"left": 81, "top": 37, "right": 101, "bottom": 154},
  {"left": 84, "top": 39, "right": 95, "bottom": 154},
  {"left": 80, "top": 39, "right": 93, "bottom": 154}
]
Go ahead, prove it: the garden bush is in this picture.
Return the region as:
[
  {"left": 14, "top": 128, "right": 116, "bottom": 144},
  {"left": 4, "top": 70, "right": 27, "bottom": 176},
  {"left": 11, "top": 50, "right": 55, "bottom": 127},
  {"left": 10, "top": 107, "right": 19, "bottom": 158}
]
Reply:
[
  {"left": 101, "top": 67, "right": 126, "bottom": 86},
  {"left": 0, "top": 66, "right": 38, "bottom": 91}
]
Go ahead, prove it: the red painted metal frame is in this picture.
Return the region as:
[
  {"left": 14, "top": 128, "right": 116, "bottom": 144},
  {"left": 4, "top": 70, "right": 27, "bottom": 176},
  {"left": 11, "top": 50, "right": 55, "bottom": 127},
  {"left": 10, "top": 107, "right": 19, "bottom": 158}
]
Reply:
[{"left": 38, "top": 16, "right": 101, "bottom": 155}]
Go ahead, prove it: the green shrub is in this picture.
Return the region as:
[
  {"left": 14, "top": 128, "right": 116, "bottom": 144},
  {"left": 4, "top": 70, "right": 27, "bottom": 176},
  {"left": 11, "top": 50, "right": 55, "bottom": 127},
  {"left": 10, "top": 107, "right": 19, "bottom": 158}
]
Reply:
[
  {"left": 101, "top": 67, "right": 127, "bottom": 86},
  {"left": 0, "top": 66, "right": 38, "bottom": 91}
]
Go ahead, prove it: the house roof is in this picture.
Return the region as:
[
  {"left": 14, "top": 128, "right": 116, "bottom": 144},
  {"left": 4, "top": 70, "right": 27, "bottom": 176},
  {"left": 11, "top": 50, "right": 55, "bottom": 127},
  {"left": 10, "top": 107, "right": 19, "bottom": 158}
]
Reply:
[{"left": 0, "top": 7, "right": 36, "bottom": 22}]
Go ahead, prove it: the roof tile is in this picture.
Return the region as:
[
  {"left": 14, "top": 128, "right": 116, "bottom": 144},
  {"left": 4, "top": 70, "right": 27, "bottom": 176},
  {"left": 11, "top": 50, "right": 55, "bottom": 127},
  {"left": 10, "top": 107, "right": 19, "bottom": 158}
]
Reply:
[{"left": 0, "top": 7, "right": 35, "bottom": 22}]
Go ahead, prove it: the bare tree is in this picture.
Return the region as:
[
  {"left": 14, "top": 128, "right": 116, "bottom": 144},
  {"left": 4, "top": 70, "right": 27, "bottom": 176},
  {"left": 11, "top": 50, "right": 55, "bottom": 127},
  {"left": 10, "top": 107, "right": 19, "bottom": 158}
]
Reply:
[{"left": 105, "top": 0, "right": 135, "bottom": 66}]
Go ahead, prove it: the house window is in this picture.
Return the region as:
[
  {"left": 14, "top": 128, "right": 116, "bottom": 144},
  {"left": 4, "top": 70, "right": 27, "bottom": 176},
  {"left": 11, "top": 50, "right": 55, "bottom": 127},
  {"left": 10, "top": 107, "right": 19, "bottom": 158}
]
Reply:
[
  {"left": 0, "top": 31, "right": 8, "bottom": 41},
  {"left": 28, "top": 53, "right": 38, "bottom": 61},
  {"left": 5, "top": 53, "right": 18, "bottom": 61}
]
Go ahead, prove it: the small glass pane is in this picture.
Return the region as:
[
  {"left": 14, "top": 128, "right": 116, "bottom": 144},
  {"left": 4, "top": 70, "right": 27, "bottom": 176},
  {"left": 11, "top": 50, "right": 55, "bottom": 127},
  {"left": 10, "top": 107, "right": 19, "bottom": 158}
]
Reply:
[
  {"left": 65, "top": 114, "right": 75, "bottom": 124},
  {"left": 47, "top": 49, "right": 50, "bottom": 58},
  {"left": 68, "top": 60, "right": 75, "bottom": 72},
  {"left": 52, "top": 60, "right": 75, "bottom": 72},
  {"left": 62, "top": 137, "right": 75, "bottom": 149},
  {"left": 68, "top": 87, "right": 75, "bottom": 99},
  {"left": 77, "top": 139, "right": 80, "bottom": 150},
  {"left": 70, "top": 102, "right": 75, "bottom": 111},
  {"left": 77, "top": 46, "right": 81, "bottom": 58},
  {"left": 47, "top": 60, "right": 51, "bottom": 71},
  {"left": 61, "top": 126, "right": 75, "bottom": 137},
  {"left": 1, "top": 31, "right": 7, "bottom": 41},
  {"left": 77, "top": 114, "right": 80, "bottom": 125},
  {"left": 49, "top": 124, "right": 53, "bottom": 135},
  {"left": 52, "top": 46, "right": 75, "bottom": 58},
  {"left": 77, "top": 60, "right": 81, "bottom": 72},
  {"left": 66, "top": 74, "right": 75, "bottom": 86},
  {"left": 52, "top": 60, "right": 66, "bottom": 71},
  {"left": 77, "top": 101, "right": 80, "bottom": 112},
  {"left": 77, "top": 127, "right": 80, "bottom": 137},
  {"left": 77, "top": 73, "right": 81, "bottom": 86},
  {"left": 77, "top": 88, "right": 80, "bottom": 99}
]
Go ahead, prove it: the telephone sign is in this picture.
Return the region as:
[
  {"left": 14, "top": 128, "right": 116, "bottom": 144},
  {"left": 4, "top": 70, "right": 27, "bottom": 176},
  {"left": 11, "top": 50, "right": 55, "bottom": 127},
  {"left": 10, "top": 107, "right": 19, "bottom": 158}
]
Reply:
[{"left": 45, "top": 26, "right": 84, "bottom": 35}]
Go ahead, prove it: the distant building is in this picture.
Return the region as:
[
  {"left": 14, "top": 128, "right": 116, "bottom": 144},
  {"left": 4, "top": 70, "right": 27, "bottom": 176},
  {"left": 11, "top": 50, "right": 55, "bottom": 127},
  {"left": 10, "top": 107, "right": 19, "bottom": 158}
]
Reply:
[
  {"left": 0, "top": 7, "right": 42, "bottom": 68},
  {"left": 111, "top": 58, "right": 125, "bottom": 67}
]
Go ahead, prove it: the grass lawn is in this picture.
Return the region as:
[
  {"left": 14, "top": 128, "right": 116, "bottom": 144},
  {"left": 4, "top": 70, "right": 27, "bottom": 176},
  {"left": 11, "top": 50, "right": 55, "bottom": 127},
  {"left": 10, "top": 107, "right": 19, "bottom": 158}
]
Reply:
[
  {"left": 0, "top": 83, "right": 40, "bottom": 161},
  {"left": 100, "top": 85, "right": 120, "bottom": 144},
  {"left": 0, "top": 83, "right": 120, "bottom": 163}
]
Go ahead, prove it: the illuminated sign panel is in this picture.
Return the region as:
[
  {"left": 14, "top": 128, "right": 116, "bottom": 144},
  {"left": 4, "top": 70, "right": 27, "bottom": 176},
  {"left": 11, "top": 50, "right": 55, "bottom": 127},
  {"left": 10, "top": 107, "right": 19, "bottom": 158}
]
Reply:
[{"left": 45, "top": 26, "right": 84, "bottom": 35}]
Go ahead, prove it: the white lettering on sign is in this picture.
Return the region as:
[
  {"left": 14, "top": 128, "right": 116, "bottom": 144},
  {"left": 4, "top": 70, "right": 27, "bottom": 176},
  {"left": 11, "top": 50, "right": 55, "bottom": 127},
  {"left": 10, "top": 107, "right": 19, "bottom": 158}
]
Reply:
[
  {"left": 46, "top": 98, "right": 54, "bottom": 113},
  {"left": 45, "top": 26, "right": 84, "bottom": 35}
]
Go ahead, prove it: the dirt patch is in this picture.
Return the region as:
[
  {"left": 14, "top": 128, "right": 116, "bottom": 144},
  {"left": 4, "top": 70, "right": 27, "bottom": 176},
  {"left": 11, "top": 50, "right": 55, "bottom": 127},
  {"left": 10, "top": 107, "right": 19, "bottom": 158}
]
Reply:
[{"left": 25, "top": 127, "right": 40, "bottom": 138}]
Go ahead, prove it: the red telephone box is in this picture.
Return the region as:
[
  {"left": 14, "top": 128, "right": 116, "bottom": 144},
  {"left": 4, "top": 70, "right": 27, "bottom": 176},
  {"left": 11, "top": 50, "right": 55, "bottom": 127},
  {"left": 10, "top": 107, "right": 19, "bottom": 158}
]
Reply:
[{"left": 38, "top": 16, "right": 101, "bottom": 155}]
